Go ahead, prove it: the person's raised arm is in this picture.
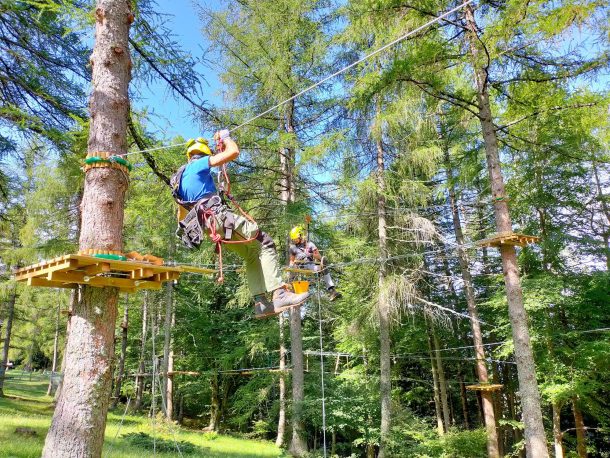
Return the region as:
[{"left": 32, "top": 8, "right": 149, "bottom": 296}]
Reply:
[{"left": 210, "top": 130, "right": 239, "bottom": 167}]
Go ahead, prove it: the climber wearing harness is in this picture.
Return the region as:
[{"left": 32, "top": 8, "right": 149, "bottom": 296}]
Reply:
[
  {"left": 171, "top": 131, "right": 310, "bottom": 318},
  {"left": 289, "top": 225, "right": 341, "bottom": 301}
]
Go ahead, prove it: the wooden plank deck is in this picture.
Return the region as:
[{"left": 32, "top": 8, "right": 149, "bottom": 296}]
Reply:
[{"left": 13, "top": 254, "right": 204, "bottom": 293}]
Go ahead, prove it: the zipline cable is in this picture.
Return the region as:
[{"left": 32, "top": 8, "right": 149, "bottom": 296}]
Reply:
[
  {"left": 228, "top": 0, "right": 474, "bottom": 133},
  {"left": 123, "top": 0, "right": 473, "bottom": 157}
]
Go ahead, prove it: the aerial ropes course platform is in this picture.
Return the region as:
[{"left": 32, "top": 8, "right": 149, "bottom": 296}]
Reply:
[{"left": 13, "top": 252, "right": 216, "bottom": 293}]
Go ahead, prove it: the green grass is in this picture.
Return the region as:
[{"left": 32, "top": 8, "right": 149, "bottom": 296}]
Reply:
[{"left": 0, "top": 371, "right": 284, "bottom": 458}]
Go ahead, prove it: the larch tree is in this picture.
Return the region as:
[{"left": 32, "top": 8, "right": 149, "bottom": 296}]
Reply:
[{"left": 42, "top": 0, "right": 132, "bottom": 456}]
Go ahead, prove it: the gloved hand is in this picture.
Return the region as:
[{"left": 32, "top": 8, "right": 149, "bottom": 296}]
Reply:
[{"left": 214, "top": 129, "right": 231, "bottom": 152}]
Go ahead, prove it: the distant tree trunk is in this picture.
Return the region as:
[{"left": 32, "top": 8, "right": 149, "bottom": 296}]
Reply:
[
  {"left": 289, "top": 307, "right": 308, "bottom": 456},
  {"left": 47, "top": 294, "right": 62, "bottom": 396},
  {"left": 552, "top": 401, "right": 564, "bottom": 458},
  {"left": 276, "top": 313, "right": 287, "bottom": 447},
  {"left": 464, "top": 6, "right": 548, "bottom": 457},
  {"left": 55, "top": 290, "right": 76, "bottom": 402},
  {"left": 0, "top": 286, "right": 17, "bottom": 397},
  {"left": 431, "top": 327, "right": 451, "bottom": 432},
  {"left": 278, "top": 98, "right": 308, "bottom": 457},
  {"left": 427, "top": 324, "right": 444, "bottom": 436},
  {"left": 134, "top": 292, "right": 149, "bottom": 411},
  {"left": 111, "top": 296, "right": 129, "bottom": 409},
  {"left": 375, "top": 119, "right": 392, "bottom": 458},
  {"left": 208, "top": 373, "right": 220, "bottom": 431},
  {"left": 572, "top": 399, "right": 587, "bottom": 458},
  {"left": 166, "top": 311, "right": 175, "bottom": 420},
  {"left": 443, "top": 127, "right": 500, "bottom": 457},
  {"left": 457, "top": 368, "right": 470, "bottom": 429},
  {"left": 42, "top": 1, "right": 131, "bottom": 454},
  {"left": 162, "top": 266, "right": 174, "bottom": 418},
  {"left": 177, "top": 392, "right": 184, "bottom": 424}
]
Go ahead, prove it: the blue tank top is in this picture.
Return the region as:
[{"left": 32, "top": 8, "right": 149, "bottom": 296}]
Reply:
[{"left": 178, "top": 157, "right": 217, "bottom": 202}]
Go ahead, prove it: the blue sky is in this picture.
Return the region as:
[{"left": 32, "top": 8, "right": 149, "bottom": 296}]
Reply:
[{"left": 134, "top": 0, "right": 223, "bottom": 140}]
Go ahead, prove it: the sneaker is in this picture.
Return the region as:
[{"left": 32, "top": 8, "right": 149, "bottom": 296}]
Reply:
[
  {"left": 272, "top": 287, "right": 310, "bottom": 313},
  {"left": 328, "top": 287, "right": 342, "bottom": 301},
  {"left": 254, "top": 294, "right": 278, "bottom": 319}
]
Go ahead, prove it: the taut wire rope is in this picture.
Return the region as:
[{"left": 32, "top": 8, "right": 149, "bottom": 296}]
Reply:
[{"left": 123, "top": 0, "right": 474, "bottom": 157}]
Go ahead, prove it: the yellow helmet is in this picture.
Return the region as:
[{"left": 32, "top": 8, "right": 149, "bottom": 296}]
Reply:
[
  {"left": 290, "top": 225, "right": 306, "bottom": 242},
  {"left": 186, "top": 137, "right": 212, "bottom": 159}
]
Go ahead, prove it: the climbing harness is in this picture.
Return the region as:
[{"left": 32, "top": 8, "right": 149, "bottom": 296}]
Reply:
[{"left": 172, "top": 147, "right": 262, "bottom": 283}]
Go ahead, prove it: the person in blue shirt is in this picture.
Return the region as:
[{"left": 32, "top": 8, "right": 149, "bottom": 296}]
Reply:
[{"left": 173, "top": 131, "right": 309, "bottom": 318}]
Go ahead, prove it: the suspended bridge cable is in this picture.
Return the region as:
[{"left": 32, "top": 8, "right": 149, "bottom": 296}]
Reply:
[
  {"left": 123, "top": 0, "right": 474, "bottom": 158},
  {"left": 227, "top": 0, "right": 474, "bottom": 133}
]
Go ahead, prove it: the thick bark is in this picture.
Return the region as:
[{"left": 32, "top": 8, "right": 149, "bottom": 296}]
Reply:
[
  {"left": 445, "top": 144, "right": 500, "bottom": 457},
  {"left": 552, "top": 402, "right": 564, "bottom": 458},
  {"left": 42, "top": 1, "right": 131, "bottom": 455},
  {"left": 376, "top": 131, "right": 391, "bottom": 458},
  {"left": 134, "top": 292, "right": 148, "bottom": 411},
  {"left": 275, "top": 313, "right": 287, "bottom": 447},
  {"left": 572, "top": 399, "right": 587, "bottom": 458},
  {"left": 111, "top": 297, "right": 128, "bottom": 409},
  {"left": 464, "top": 6, "right": 548, "bottom": 457},
  {"left": 47, "top": 295, "right": 62, "bottom": 396},
  {"left": 0, "top": 287, "right": 17, "bottom": 397}
]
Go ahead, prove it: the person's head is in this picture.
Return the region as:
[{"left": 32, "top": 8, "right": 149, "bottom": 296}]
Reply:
[
  {"left": 290, "top": 225, "right": 306, "bottom": 244},
  {"left": 186, "top": 137, "right": 213, "bottom": 161}
]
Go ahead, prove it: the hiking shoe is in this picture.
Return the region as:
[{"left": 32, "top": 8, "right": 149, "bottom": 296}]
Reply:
[
  {"left": 328, "top": 287, "right": 342, "bottom": 302},
  {"left": 272, "top": 288, "right": 310, "bottom": 313},
  {"left": 254, "top": 294, "right": 278, "bottom": 319}
]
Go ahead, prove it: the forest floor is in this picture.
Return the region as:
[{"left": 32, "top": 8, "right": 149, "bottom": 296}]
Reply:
[{"left": 0, "top": 371, "right": 285, "bottom": 458}]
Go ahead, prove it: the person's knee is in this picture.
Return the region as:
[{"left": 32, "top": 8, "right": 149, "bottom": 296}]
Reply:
[{"left": 256, "top": 231, "right": 276, "bottom": 250}]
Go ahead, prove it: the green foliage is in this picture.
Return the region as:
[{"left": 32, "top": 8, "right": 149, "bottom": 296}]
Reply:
[{"left": 121, "top": 432, "right": 200, "bottom": 454}]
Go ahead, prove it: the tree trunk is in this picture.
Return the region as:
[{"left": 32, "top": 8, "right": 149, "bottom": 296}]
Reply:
[
  {"left": 276, "top": 313, "right": 287, "bottom": 447},
  {"left": 552, "top": 401, "right": 564, "bottom": 458},
  {"left": 162, "top": 263, "right": 174, "bottom": 418},
  {"left": 209, "top": 373, "right": 221, "bottom": 431},
  {"left": 166, "top": 309, "right": 175, "bottom": 420},
  {"left": 443, "top": 131, "right": 500, "bottom": 457},
  {"left": 427, "top": 325, "right": 445, "bottom": 436},
  {"left": 278, "top": 98, "right": 308, "bottom": 457},
  {"left": 55, "top": 290, "right": 77, "bottom": 402},
  {"left": 134, "top": 292, "right": 148, "bottom": 411},
  {"left": 0, "top": 286, "right": 17, "bottom": 397},
  {"left": 111, "top": 296, "right": 129, "bottom": 409},
  {"left": 572, "top": 399, "right": 587, "bottom": 458},
  {"left": 42, "top": 1, "right": 131, "bottom": 455},
  {"left": 289, "top": 306, "right": 308, "bottom": 456},
  {"left": 464, "top": 6, "right": 548, "bottom": 457},
  {"left": 431, "top": 327, "right": 451, "bottom": 432},
  {"left": 47, "top": 293, "right": 62, "bottom": 396},
  {"left": 458, "top": 369, "right": 470, "bottom": 429},
  {"left": 375, "top": 123, "right": 391, "bottom": 458}
]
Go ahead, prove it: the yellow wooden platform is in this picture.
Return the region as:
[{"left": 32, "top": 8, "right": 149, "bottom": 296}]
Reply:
[
  {"left": 13, "top": 254, "right": 215, "bottom": 293},
  {"left": 476, "top": 232, "right": 540, "bottom": 248},
  {"left": 466, "top": 383, "right": 503, "bottom": 392},
  {"left": 284, "top": 266, "right": 318, "bottom": 275}
]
